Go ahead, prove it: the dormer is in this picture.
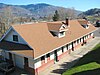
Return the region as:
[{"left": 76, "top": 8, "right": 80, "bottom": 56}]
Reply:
[
  {"left": 47, "top": 21, "right": 68, "bottom": 38},
  {"left": 82, "top": 24, "right": 89, "bottom": 29},
  {"left": 78, "top": 19, "right": 89, "bottom": 29}
]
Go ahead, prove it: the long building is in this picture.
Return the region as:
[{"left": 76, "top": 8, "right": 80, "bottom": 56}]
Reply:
[{"left": 0, "top": 19, "right": 96, "bottom": 75}]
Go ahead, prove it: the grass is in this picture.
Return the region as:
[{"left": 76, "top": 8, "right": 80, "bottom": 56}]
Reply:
[{"left": 63, "top": 43, "right": 100, "bottom": 75}]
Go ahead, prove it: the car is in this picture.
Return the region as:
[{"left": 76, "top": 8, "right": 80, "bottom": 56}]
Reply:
[{"left": 0, "top": 62, "right": 15, "bottom": 75}]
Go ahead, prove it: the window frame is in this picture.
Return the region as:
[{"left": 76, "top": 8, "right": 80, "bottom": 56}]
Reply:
[{"left": 13, "top": 35, "right": 18, "bottom": 42}]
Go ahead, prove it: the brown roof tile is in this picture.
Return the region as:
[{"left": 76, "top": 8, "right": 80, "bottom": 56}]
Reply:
[
  {"left": 0, "top": 20, "right": 97, "bottom": 58},
  {"left": 78, "top": 19, "right": 88, "bottom": 25}
]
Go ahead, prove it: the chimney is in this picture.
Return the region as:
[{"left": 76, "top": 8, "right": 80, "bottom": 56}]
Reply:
[{"left": 65, "top": 18, "right": 69, "bottom": 26}]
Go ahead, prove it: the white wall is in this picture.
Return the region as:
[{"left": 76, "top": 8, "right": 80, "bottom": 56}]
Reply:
[
  {"left": 69, "top": 44, "right": 72, "bottom": 49},
  {"left": 4, "top": 29, "right": 27, "bottom": 44},
  {"left": 60, "top": 24, "right": 67, "bottom": 30},
  {"left": 58, "top": 32, "right": 65, "bottom": 38},
  {"left": 50, "top": 52, "right": 54, "bottom": 60},
  {"left": 63, "top": 46, "right": 67, "bottom": 52},
  {"left": 34, "top": 58, "right": 41, "bottom": 69},
  {"left": 57, "top": 48, "right": 62, "bottom": 56},
  {"left": 91, "top": 33, "right": 93, "bottom": 36},
  {"left": 15, "top": 55, "right": 24, "bottom": 69},
  {"left": 45, "top": 56, "right": 47, "bottom": 63}
]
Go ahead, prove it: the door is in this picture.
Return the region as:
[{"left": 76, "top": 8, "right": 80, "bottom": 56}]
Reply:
[
  {"left": 54, "top": 50, "right": 58, "bottom": 63},
  {"left": 24, "top": 57, "right": 28, "bottom": 68},
  {"left": 9, "top": 53, "right": 13, "bottom": 64},
  {"left": 9, "top": 53, "right": 12, "bottom": 60},
  {"left": 72, "top": 42, "right": 74, "bottom": 51}
]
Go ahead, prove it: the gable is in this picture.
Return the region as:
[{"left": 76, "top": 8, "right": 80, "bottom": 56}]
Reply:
[
  {"left": 2, "top": 27, "right": 28, "bottom": 45},
  {"left": 59, "top": 24, "right": 67, "bottom": 31}
]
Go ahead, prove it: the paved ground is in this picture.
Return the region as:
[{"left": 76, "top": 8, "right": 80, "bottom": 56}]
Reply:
[
  {"left": 93, "top": 27, "right": 100, "bottom": 37},
  {"left": 39, "top": 37, "right": 100, "bottom": 75}
]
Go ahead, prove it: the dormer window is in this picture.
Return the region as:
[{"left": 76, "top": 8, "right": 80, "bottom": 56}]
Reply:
[
  {"left": 47, "top": 20, "right": 69, "bottom": 38},
  {"left": 13, "top": 35, "right": 18, "bottom": 42},
  {"left": 59, "top": 31, "right": 65, "bottom": 38},
  {"left": 60, "top": 31, "right": 65, "bottom": 35},
  {"left": 82, "top": 24, "right": 89, "bottom": 29}
]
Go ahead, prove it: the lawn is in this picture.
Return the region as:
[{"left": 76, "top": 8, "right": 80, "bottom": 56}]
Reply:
[{"left": 63, "top": 43, "right": 100, "bottom": 75}]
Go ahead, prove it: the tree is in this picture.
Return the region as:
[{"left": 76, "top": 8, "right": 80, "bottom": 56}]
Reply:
[
  {"left": 52, "top": 10, "right": 60, "bottom": 21},
  {"left": 58, "top": 8, "right": 69, "bottom": 20},
  {"left": 0, "top": 5, "right": 14, "bottom": 34},
  {"left": 67, "top": 7, "right": 76, "bottom": 19}
]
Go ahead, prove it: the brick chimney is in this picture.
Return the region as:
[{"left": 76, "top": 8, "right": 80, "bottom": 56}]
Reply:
[
  {"left": 62, "top": 18, "right": 69, "bottom": 27},
  {"left": 65, "top": 18, "right": 69, "bottom": 26}
]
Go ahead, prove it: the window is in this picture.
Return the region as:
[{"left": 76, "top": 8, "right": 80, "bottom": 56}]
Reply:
[
  {"left": 47, "top": 53, "right": 50, "bottom": 58},
  {"left": 60, "top": 31, "right": 64, "bottom": 36},
  {"left": 77, "top": 39, "right": 79, "bottom": 43},
  {"left": 62, "top": 47, "right": 64, "bottom": 52},
  {"left": 41, "top": 56, "right": 45, "bottom": 60},
  {"left": 82, "top": 24, "right": 89, "bottom": 29},
  {"left": 13, "top": 35, "right": 18, "bottom": 42},
  {"left": 80, "top": 38, "right": 81, "bottom": 42},
  {"left": 66, "top": 45, "right": 68, "bottom": 50}
]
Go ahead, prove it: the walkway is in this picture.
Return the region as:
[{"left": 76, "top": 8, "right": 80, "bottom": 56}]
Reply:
[{"left": 39, "top": 37, "right": 100, "bottom": 75}]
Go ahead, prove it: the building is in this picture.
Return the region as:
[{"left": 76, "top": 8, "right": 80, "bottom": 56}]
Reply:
[{"left": 0, "top": 19, "right": 96, "bottom": 75}]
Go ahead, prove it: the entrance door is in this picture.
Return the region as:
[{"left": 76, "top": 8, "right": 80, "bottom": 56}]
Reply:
[{"left": 54, "top": 50, "right": 58, "bottom": 63}]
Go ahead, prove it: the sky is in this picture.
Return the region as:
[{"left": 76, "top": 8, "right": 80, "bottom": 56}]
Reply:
[{"left": 0, "top": 0, "right": 100, "bottom": 11}]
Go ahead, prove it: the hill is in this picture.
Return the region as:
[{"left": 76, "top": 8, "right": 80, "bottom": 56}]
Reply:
[
  {"left": 78, "top": 8, "right": 100, "bottom": 22},
  {"left": 78, "top": 8, "right": 100, "bottom": 17},
  {"left": 0, "top": 3, "right": 82, "bottom": 19}
]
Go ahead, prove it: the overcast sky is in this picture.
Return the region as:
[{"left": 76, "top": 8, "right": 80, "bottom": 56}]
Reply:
[{"left": 0, "top": 0, "right": 100, "bottom": 11}]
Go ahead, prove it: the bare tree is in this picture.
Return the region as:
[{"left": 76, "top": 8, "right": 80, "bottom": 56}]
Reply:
[
  {"left": 58, "top": 8, "right": 69, "bottom": 20},
  {"left": 67, "top": 7, "right": 76, "bottom": 19},
  {"left": 0, "top": 5, "right": 14, "bottom": 37}
]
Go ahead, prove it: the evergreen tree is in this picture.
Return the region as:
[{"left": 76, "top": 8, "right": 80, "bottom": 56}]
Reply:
[{"left": 52, "top": 10, "right": 59, "bottom": 21}]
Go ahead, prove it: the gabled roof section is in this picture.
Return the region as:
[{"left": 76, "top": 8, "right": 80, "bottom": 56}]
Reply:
[
  {"left": 0, "top": 19, "right": 97, "bottom": 59},
  {"left": 10, "top": 20, "right": 96, "bottom": 59},
  {"left": 47, "top": 22, "right": 67, "bottom": 32},
  {"left": 78, "top": 19, "right": 88, "bottom": 25}
]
